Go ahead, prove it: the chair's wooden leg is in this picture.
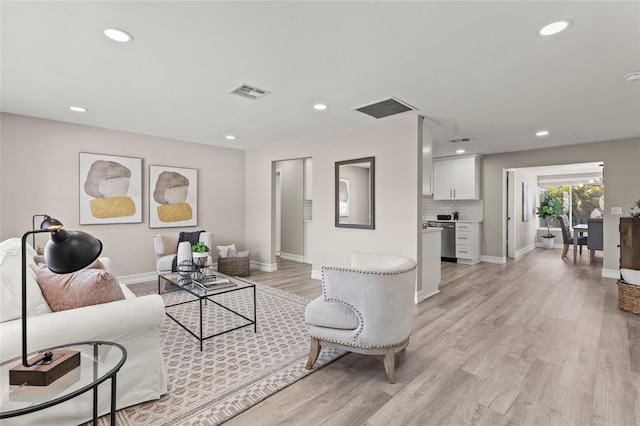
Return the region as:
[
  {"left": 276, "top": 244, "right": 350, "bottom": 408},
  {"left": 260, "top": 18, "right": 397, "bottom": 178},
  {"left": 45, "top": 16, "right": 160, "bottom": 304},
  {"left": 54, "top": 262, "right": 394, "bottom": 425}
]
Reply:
[
  {"left": 589, "top": 249, "right": 595, "bottom": 264},
  {"left": 383, "top": 348, "right": 396, "bottom": 384},
  {"left": 305, "top": 338, "right": 321, "bottom": 370},
  {"left": 561, "top": 244, "right": 569, "bottom": 258},
  {"left": 579, "top": 245, "right": 583, "bottom": 254}
]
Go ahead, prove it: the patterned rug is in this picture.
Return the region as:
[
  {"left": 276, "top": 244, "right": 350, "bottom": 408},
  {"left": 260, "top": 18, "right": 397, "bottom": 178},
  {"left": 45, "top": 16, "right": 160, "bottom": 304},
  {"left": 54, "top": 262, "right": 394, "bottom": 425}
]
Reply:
[{"left": 99, "top": 281, "right": 343, "bottom": 425}]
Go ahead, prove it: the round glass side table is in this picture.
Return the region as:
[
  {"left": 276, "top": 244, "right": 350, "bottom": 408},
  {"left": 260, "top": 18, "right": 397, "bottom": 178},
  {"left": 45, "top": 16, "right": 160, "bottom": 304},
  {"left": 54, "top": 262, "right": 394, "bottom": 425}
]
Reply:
[{"left": 0, "top": 341, "right": 126, "bottom": 425}]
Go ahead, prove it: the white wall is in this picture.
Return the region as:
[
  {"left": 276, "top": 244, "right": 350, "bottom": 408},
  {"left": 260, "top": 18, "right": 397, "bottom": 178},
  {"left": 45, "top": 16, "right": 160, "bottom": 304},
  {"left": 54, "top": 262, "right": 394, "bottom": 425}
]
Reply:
[
  {"left": 245, "top": 114, "right": 421, "bottom": 275},
  {"left": 0, "top": 113, "right": 246, "bottom": 277},
  {"left": 514, "top": 169, "right": 538, "bottom": 253},
  {"left": 481, "top": 137, "right": 640, "bottom": 273}
]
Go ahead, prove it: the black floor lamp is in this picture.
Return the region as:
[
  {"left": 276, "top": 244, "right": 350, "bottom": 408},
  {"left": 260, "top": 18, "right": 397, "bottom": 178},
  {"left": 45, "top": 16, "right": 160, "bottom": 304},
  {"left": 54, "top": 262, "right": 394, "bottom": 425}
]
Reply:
[{"left": 9, "top": 215, "right": 103, "bottom": 386}]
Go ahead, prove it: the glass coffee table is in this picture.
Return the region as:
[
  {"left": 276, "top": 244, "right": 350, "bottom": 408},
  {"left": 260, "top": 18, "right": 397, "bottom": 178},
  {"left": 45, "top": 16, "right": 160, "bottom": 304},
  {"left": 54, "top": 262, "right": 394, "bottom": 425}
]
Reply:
[
  {"left": 158, "top": 268, "right": 256, "bottom": 351},
  {"left": 0, "top": 341, "right": 126, "bottom": 425}
]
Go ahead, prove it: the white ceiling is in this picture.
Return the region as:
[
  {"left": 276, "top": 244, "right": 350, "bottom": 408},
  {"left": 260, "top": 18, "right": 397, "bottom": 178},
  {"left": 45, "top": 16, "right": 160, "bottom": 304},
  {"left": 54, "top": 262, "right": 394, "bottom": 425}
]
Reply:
[{"left": 2, "top": 1, "right": 639, "bottom": 156}]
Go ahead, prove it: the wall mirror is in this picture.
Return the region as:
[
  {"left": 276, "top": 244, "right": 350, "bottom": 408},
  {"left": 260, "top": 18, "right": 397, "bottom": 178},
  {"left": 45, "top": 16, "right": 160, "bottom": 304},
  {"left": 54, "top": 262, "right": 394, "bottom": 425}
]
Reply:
[{"left": 335, "top": 157, "right": 375, "bottom": 229}]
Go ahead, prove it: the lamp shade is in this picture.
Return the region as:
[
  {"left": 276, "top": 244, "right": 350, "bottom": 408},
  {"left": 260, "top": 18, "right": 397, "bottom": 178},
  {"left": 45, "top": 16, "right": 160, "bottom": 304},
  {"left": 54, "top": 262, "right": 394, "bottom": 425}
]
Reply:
[
  {"left": 44, "top": 229, "right": 103, "bottom": 274},
  {"left": 40, "top": 216, "right": 63, "bottom": 231}
]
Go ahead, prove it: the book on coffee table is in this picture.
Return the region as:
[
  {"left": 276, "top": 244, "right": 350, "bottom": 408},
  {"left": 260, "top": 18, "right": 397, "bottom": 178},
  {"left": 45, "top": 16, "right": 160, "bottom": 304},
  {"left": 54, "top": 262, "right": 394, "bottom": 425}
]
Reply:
[{"left": 193, "top": 275, "right": 236, "bottom": 291}]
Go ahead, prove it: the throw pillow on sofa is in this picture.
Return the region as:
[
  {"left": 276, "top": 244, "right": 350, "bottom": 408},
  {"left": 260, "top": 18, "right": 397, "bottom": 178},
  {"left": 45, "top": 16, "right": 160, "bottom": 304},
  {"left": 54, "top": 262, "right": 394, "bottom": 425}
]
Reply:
[
  {"left": 33, "top": 263, "right": 125, "bottom": 312},
  {"left": 34, "top": 255, "right": 105, "bottom": 271},
  {"left": 0, "top": 238, "right": 51, "bottom": 322}
]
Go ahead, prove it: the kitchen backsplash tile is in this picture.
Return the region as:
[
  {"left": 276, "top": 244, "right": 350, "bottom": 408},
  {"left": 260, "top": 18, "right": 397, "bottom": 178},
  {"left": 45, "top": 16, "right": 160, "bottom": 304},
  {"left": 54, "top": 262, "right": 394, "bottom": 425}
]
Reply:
[{"left": 423, "top": 196, "right": 483, "bottom": 221}]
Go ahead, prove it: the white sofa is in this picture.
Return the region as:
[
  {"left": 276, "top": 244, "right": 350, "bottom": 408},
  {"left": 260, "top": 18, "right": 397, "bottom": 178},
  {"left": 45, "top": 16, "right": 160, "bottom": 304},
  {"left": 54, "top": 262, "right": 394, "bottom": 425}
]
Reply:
[{"left": 0, "top": 238, "right": 168, "bottom": 425}]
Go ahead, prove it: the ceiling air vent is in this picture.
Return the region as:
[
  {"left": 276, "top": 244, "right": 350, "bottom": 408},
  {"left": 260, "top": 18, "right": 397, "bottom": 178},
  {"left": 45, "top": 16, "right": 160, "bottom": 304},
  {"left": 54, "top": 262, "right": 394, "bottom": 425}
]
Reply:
[
  {"left": 229, "top": 84, "right": 270, "bottom": 100},
  {"left": 353, "top": 97, "right": 417, "bottom": 119}
]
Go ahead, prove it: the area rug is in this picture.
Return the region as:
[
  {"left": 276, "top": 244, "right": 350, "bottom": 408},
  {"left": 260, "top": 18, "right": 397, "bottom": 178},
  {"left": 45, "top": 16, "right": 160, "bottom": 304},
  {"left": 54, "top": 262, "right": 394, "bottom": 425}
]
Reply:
[{"left": 99, "top": 281, "right": 343, "bottom": 425}]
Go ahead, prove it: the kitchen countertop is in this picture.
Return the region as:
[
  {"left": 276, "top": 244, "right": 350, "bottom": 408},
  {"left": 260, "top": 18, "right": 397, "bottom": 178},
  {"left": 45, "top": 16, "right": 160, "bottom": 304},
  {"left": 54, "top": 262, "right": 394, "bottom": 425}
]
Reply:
[
  {"left": 422, "top": 227, "right": 443, "bottom": 233},
  {"left": 423, "top": 218, "right": 483, "bottom": 223}
]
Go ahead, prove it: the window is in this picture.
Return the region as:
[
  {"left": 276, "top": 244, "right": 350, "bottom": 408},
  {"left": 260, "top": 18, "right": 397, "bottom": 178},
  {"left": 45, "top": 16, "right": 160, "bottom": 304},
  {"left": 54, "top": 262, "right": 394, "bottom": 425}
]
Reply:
[{"left": 538, "top": 177, "right": 604, "bottom": 229}]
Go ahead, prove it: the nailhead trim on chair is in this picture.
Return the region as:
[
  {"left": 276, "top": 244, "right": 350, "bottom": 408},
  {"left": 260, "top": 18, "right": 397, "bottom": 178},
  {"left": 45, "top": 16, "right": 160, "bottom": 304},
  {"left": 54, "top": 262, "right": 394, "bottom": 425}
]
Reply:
[
  {"left": 320, "top": 269, "right": 365, "bottom": 342},
  {"left": 308, "top": 334, "right": 410, "bottom": 350},
  {"left": 321, "top": 265, "right": 416, "bottom": 275}
]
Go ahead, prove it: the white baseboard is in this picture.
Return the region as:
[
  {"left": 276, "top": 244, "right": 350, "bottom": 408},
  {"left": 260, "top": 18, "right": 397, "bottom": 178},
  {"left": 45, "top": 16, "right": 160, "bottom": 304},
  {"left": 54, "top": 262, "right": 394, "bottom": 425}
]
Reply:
[
  {"left": 279, "top": 252, "right": 305, "bottom": 263},
  {"left": 480, "top": 255, "right": 506, "bottom": 264},
  {"left": 250, "top": 260, "right": 277, "bottom": 272},
  {"left": 535, "top": 242, "right": 564, "bottom": 249},
  {"left": 311, "top": 269, "right": 322, "bottom": 280},
  {"left": 415, "top": 289, "right": 439, "bottom": 303},
  {"left": 602, "top": 268, "right": 620, "bottom": 279},
  {"left": 515, "top": 244, "right": 536, "bottom": 258}
]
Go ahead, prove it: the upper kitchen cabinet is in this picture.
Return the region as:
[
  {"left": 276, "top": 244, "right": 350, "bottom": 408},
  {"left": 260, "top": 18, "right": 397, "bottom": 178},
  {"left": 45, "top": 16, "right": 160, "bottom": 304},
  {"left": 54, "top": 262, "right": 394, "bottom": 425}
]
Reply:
[{"left": 433, "top": 154, "right": 481, "bottom": 200}]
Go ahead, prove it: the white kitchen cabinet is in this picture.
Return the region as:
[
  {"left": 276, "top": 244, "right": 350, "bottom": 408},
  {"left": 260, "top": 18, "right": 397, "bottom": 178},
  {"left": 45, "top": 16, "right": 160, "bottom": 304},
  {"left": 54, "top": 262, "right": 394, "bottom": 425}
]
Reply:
[
  {"left": 455, "top": 222, "right": 480, "bottom": 265},
  {"left": 433, "top": 155, "right": 481, "bottom": 200}
]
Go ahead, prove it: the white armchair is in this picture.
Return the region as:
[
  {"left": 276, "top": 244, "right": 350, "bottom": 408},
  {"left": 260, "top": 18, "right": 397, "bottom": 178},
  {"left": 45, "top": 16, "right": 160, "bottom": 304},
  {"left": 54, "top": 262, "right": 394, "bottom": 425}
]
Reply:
[
  {"left": 304, "top": 252, "right": 417, "bottom": 383},
  {"left": 153, "top": 231, "right": 213, "bottom": 273}
]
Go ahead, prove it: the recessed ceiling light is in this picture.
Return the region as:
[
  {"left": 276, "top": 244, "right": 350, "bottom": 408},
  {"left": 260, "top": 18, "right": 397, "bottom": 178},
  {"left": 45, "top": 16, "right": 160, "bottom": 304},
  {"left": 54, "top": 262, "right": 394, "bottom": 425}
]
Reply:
[
  {"left": 456, "top": 149, "right": 466, "bottom": 154},
  {"left": 69, "top": 106, "right": 87, "bottom": 112},
  {"left": 225, "top": 135, "right": 236, "bottom": 140},
  {"left": 625, "top": 71, "right": 640, "bottom": 82},
  {"left": 536, "top": 130, "right": 549, "bottom": 137},
  {"left": 104, "top": 28, "right": 134, "bottom": 43},
  {"left": 313, "top": 104, "right": 328, "bottom": 110},
  {"left": 539, "top": 20, "right": 570, "bottom": 36}
]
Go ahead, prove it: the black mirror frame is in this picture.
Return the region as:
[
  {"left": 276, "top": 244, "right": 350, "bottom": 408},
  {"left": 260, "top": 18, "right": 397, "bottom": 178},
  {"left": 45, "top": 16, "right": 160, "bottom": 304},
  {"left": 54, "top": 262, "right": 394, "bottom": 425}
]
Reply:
[{"left": 335, "top": 156, "right": 375, "bottom": 229}]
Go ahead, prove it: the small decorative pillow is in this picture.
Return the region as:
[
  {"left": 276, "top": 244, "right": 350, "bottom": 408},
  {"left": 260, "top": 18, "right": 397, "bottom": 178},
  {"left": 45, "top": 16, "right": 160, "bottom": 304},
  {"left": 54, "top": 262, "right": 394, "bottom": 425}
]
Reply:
[
  {"left": 33, "top": 263, "right": 125, "bottom": 312},
  {"left": 217, "top": 244, "right": 236, "bottom": 258},
  {"left": 227, "top": 247, "right": 236, "bottom": 257},
  {"left": 34, "top": 256, "right": 105, "bottom": 270},
  {"left": 237, "top": 250, "right": 250, "bottom": 258}
]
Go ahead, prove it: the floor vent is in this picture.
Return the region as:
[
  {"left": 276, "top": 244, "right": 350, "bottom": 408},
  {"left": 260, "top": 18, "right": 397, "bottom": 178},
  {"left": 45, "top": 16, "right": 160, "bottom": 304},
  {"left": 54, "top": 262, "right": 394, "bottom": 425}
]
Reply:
[
  {"left": 353, "top": 97, "right": 417, "bottom": 119},
  {"left": 229, "top": 84, "right": 270, "bottom": 100}
]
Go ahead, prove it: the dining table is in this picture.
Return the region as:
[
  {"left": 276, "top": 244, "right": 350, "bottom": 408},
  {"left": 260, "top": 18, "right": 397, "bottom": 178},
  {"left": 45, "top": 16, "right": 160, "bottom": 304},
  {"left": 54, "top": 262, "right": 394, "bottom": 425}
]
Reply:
[{"left": 573, "top": 223, "right": 588, "bottom": 263}]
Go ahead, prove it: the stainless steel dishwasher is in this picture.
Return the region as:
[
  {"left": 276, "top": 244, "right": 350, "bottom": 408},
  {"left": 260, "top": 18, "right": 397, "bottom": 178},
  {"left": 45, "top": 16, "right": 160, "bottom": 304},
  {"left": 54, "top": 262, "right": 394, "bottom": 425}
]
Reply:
[{"left": 427, "top": 221, "right": 457, "bottom": 262}]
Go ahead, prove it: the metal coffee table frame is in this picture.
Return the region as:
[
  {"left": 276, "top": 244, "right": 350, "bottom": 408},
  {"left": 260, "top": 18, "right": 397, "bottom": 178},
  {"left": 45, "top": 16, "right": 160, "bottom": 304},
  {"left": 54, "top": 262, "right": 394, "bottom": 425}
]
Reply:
[
  {"left": 158, "top": 270, "right": 256, "bottom": 351},
  {"left": 0, "top": 341, "right": 126, "bottom": 425}
]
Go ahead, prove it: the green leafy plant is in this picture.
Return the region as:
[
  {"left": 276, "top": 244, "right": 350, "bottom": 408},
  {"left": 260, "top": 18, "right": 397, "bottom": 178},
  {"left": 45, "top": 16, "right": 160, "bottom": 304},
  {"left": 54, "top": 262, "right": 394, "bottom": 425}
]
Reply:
[
  {"left": 191, "top": 242, "right": 210, "bottom": 253},
  {"left": 536, "top": 194, "right": 565, "bottom": 238},
  {"left": 635, "top": 198, "right": 640, "bottom": 209}
]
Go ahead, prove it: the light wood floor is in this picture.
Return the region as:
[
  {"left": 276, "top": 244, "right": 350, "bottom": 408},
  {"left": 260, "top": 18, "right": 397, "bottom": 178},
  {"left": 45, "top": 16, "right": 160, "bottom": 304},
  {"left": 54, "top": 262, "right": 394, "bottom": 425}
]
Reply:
[{"left": 222, "top": 250, "right": 640, "bottom": 426}]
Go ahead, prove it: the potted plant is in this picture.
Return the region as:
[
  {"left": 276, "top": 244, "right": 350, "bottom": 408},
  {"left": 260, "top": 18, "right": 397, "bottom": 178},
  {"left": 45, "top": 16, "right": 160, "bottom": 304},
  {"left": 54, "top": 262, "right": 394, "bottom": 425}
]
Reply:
[
  {"left": 632, "top": 198, "right": 640, "bottom": 218},
  {"left": 536, "top": 194, "right": 565, "bottom": 249},
  {"left": 191, "top": 241, "right": 210, "bottom": 266},
  {"left": 452, "top": 210, "right": 459, "bottom": 221}
]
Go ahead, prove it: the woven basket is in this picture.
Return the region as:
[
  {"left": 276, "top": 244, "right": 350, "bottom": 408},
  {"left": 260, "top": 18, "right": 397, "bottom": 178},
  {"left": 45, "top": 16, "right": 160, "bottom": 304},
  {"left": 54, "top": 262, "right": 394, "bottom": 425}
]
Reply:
[
  {"left": 618, "top": 280, "right": 640, "bottom": 314},
  {"left": 218, "top": 256, "right": 250, "bottom": 277}
]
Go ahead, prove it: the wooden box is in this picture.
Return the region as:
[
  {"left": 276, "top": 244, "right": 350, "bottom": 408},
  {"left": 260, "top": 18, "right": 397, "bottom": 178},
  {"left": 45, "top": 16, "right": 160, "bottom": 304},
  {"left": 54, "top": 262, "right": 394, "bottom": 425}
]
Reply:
[{"left": 9, "top": 350, "right": 80, "bottom": 386}]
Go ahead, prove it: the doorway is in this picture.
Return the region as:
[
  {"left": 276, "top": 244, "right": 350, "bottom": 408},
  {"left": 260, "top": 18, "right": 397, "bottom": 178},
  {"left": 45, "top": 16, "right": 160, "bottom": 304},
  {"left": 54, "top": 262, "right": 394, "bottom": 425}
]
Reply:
[{"left": 273, "top": 158, "right": 312, "bottom": 264}]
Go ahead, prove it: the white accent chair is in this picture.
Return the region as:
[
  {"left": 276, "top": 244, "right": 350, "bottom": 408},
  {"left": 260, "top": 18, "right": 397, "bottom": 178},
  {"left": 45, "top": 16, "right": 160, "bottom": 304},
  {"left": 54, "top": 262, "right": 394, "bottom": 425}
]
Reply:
[
  {"left": 304, "top": 252, "right": 417, "bottom": 383},
  {"left": 153, "top": 232, "right": 213, "bottom": 273}
]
